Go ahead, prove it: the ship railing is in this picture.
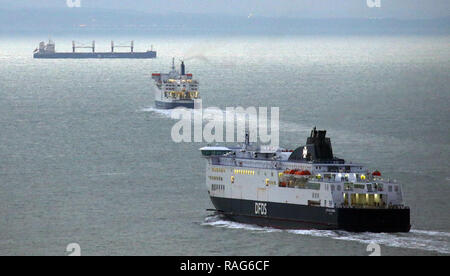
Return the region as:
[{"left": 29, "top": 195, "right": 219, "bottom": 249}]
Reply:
[{"left": 312, "top": 177, "right": 394, "bottom": 186}]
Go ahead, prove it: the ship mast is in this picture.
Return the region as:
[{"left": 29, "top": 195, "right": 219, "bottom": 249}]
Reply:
[{"left": 242, "top": 130, "right": 250, "bottom": 150}]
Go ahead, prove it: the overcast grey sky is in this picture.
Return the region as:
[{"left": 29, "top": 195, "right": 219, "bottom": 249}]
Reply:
[{"left": 1, "top": 0, "right": 449, "bottom": 19}]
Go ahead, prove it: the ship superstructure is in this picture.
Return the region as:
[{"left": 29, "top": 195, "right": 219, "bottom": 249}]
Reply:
[
  {"left": 33, "top": 40, "right": 156, "bottom": 59},
  {"left": 151, "top": 59, "right": 199, "bottom": 109},
  {"left": 201, "top": 128, "right": 411, "bottom": 232}
]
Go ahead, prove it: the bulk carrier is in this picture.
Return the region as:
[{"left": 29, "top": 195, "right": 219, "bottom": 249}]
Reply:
[
  {"left": 33, "top": 40, "right": 156, "bottom": 59},
  {"left": 201, "top": 128, "right": 411, "bottom": 232},
  {"left": 151, "top": 59, "right": 199, "bottom": 109}
]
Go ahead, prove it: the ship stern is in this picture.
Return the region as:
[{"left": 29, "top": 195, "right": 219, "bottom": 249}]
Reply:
[{"left": 337, "top": 207, "right": 411, "bottom": 233}]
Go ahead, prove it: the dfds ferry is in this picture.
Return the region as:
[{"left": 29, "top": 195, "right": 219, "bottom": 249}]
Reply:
[{"left": 201, "top": 128, "right": 411, "bottom": 232}]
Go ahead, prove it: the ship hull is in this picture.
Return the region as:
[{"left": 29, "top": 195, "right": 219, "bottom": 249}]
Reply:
[
  {"left": 210, "top": 196, "right": 410, "bottom": 233},
  {"left": 155, "top": 100, "right": 195, "bottom": 109},
  {"left": 33, "top": 52, "right": 156, "bottom": 59}
]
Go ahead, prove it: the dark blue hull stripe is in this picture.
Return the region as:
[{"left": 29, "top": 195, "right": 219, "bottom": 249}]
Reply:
[
  {"left": 155, "top": 101, "right": 194, "bottom": 109},
  {"left": 210, "top": 196, "right": 411, "bottom": 232}
]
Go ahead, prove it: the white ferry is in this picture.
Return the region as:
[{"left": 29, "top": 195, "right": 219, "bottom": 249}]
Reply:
[
  {"left": 151, "top": 59, "right": 199, "bottom": 109},
  {"left": 201, "top": 128, "right": 411, "bottom": 232}
]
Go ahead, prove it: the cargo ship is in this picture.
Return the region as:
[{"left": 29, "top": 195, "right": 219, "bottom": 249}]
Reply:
[
  {"left": 33, "top": 40, "right": 156, "bottom": 59},
  {"left": 201, "top": 128, "right": 411, "bottom": 232},
  {"left": 151, "top": 59, "right": 199, "bottom": 109}
]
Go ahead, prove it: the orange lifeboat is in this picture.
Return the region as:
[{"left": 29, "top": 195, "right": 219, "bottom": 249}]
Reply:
[
  {"left": 372, "top": 171, "right": 382, "bottom": 177},
  {"left": 300, "top": 170, "right": 311, "bottom": 176}
]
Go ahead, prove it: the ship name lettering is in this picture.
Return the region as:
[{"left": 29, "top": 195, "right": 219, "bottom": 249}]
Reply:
[{"left": 255, "top": 202, "right": 267, "bottom": 216}]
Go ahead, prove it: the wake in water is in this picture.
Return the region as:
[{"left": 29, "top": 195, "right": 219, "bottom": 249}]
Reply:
[
  {"left": 139, "top": 106, "right": 173, "bottom": 118},
  {"left": 202, "top": 215, "right": 450, "bottom": 255},
  {"left": 139, "top": 106, "right": 311, "bottom": 136},
  {"left": 143, "top": 105, "right": 449, "bottom": 255}
]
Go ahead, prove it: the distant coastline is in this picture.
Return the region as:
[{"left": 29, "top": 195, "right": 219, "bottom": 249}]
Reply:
[{"left": 1, "top": 8, "right": 449, "bottom": 36}]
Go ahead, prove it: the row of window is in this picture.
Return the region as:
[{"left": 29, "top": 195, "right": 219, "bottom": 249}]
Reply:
[
  {"left": 211, "top": 184, "right": 225, "bottom": 192},
  {"left": 234, "top": 169, "right": 255, "bottom": 175},
  {"left": 209, "top": 176, "right": 223, "bottom": 181},
  {"left": 211, "top": 167, "right": 277, "bottom": 177}
]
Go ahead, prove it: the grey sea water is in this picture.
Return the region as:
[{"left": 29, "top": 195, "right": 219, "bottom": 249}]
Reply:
[{"left": 0, "top": 35, "right": 449, "bottom": 255}]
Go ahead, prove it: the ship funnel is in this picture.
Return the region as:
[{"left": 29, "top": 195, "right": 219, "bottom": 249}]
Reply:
[
  {"left": 288, "top": 127, "right": 342, "bottom": 163},
  {"left": 181, "top": 61, "right": 185, "bottom": 75}
]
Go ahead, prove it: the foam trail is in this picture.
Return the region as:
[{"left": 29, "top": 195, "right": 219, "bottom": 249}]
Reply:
[
  {"left": 410, "top": 229, "right": 450, "bottom": 238},
  {"left": 203, "top": 215, "right": 282, "bottom": 233},
  {"left": 140, "top": 106, "right": 311, "bottom": 135},
  {"left": 139, "top": 106, "right": 173, "bottom": 118},
  {"left": 138, "top": 106, "right": 404, "bottom": 156},
  {"left": 203, "top": 215, "right": 450, "bottom": 254}
]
